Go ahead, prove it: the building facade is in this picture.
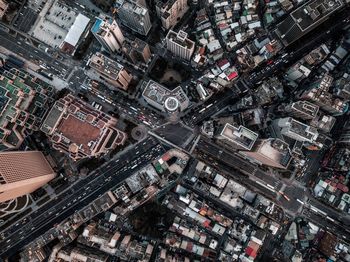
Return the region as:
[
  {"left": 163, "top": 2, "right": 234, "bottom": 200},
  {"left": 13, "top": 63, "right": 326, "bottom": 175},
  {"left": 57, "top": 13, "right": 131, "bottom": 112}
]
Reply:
[
  {"left": 166, "top": 30, "right": 195, "bottom": 60},
  {"left": 87, "top": 52, "right": 132, "bottom": 90},
  {"left": 91, "top": 16, "right": 125, "bottom": 53},
  {"left": 156, "top": 0, "right": 188, "bottom": 29},
  {"left": 0, "top": 151, "right": 55, "bottom": 202},
  {"left": 115, "top": 0, "right": 152, "bottom": 36}
]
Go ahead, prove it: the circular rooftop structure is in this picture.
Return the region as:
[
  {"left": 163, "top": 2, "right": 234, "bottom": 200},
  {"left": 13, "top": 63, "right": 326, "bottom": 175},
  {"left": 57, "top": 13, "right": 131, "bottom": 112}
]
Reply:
[{"left": 164, "top": 96, "right": 180, "bottom": 112}]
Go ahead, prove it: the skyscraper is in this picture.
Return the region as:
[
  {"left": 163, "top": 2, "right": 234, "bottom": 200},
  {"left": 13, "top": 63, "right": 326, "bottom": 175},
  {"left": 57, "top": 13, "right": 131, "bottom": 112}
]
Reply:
[
  {"left": 115, "top": 0, "right": 152, "bottom": 36},
  {"left": 166, "top": 30, "right": 195, "bottom": 60},
  {"left": 156, "top": 0, "right": 188, "bottom": 30},
  {"left": 91, "top": 16, "right": 125, "bottom": 53},
  {"left": 0, "top": 151, "right": 55, "bottom": 202}
]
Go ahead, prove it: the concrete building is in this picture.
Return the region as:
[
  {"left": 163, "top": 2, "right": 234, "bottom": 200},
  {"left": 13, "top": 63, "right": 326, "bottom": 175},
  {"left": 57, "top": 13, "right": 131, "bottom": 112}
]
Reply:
[
  {"left": 122, "top": 38, "right": 151, "bottom": 64},
  {"left": 216, "top": 123, "right": 258, "bottom": 151},
  {"left": 0, "top": 0, "right": 8, "bottom": 19},
  {"left": 276, "top": 117, "right": 319, "bottom": 143},
  {"left": 87, "top": 52, "right": 132, "bottom": 90},
  {"left": 285, "top": 101, "right": 319, "bottom": 120},
  {"left": 142, "top": 80, "right": 189, "bottom": 121},
  {"left": 242, "top": 138, "right": 293, "bottom": 169},
  {"left": 0, "top": 151, "right": 55, "bottom": 202},
  {"left": 166, "top": 30, "right": 195, "bottom": 60},
  {"left": 41, "top": 94, "right": 126, "bottom": 161},
  {"left": 156, "top": 0, "right": 189, "bottom": 30},
  {"left": 0, "top": 69, "right": 55, "bottom": 151},
  {"left": 115, "top": 0, "right": 152, "bottom": 36},
  {"left": 59, "top": 13, "right": 91, "bottom": 55},
  {"left": 301, "top": 74, "right": 348, "bottom": 115},
  {"left": 275, "top": 0, "right": 348, "bottom": 46},
  {"left": 91, "top": 16, "right": 125, "bottom": 53}
]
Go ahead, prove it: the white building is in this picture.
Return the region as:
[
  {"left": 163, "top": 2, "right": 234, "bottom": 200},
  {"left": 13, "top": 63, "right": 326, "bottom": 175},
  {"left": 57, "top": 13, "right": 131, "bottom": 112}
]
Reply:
[
  {"left": 91, "top": 17, "right": 125, "bottom": 53},
  {"left": 166, "top": 30, "right": 195, "bottom": 60}
]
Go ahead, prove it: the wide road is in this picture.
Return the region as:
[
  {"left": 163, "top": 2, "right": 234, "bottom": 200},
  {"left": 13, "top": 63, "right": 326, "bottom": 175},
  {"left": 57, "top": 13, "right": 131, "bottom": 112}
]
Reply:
[{"left": 0, "top": 136, "right": 165, "bottom": 259}]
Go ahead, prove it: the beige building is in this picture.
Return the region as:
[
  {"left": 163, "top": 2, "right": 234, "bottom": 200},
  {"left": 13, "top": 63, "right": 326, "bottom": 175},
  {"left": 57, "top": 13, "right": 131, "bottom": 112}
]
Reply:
[
  {"left": 122, "top": 37, "right": 151, "bottom": 64},
  {"left": 41, "top": 94, "right": 127, "bottom": 161},
  {"left": 87, "top": 52, "right": 132, "bottom": 90},
  {"left": 0, "top": 151, "right": 55, "bottom": 202},
  {"left": 0, "top": 0, "right": 8, "bottom": 19},
  {"left": 242, "top": 138, "right": 293, "bottom": 169},
  {"left": 156, "top": 0, "right": 188, "bottom": 29}
]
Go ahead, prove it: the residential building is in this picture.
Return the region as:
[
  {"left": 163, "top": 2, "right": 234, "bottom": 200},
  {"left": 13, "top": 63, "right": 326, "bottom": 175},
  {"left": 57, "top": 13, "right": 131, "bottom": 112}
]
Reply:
[
  {"left": 166, "top": 30, "right": 195, "bottom": 60},
  {"left": 122, "top": 37, "right": 151, "bottom": 64},
  {"left": 115, "top": 0, "right": 152, "bottom": 36},
  {"left": 156, "top": 0, "right": 189, "bottom": 29},
  {"left": 87, "top": 52, "right": 132, "bottom": 90},
  {"left": 216, "top": 123, "right": 258, "bottom": 151},
  {"left": 0, "top": 0, "right": 8, "bottom": 19},
  {"left": 275, "top": 0, "right": 348, "bottom": 46},
  {"left": 242, "top": 138, "right": 293, "bottom": 169},
  {"left": 301, "top": 74, "right": 348, "bottom": 115},
  {"left": 0, "top": 151, "right": 55, "bottom": 202},
  {"left": 0, "top": 69, "right": 55, "bottom": 151},
  {"left": 41, "top": 94, "right": 126, "bottom": 161},
  {"left": 91, "top": 16, "right": 125, "bottom": 53}
]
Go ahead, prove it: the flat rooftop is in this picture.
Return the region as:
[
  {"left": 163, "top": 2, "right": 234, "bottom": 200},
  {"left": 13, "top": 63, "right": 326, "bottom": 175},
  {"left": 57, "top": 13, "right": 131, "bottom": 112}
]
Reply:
[
  {"left": 291, "top": 101, "right": 319, "bottom": 118},
  {"left": 275, "top": 0, "right": 346, "bottom": 45},
  {"left": 88, "top": 53, "right": 124, "bottom": 80},
  {"left": 167, "top": 30, "right": 194, "bottom": 50},
  {"left": 220, "top": 123, "right": 258, "bottom": 150},
  {"left": 257, "top": 139, "right": 292, "bottom": 168}
]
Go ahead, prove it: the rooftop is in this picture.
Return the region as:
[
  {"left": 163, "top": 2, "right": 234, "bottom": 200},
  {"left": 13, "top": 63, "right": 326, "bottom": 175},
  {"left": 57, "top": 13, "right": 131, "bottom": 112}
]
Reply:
[
  {"left": 291, "top": 100, "right": 319, "bottom": 118},
  {"left": 166, "top": 30, "right": 194, "bottom": 50},
  {"left": 116, "top": 0, "right": 147, "bottom": 16},
  {"left": 219, "top": 123, "right": 258, "bottom": 150},
  {"left": 88, "top": 52, "right": 125, "bottom": 81},
  {"left": 255, "top": 139, "right": 292, "bottom": 168}
]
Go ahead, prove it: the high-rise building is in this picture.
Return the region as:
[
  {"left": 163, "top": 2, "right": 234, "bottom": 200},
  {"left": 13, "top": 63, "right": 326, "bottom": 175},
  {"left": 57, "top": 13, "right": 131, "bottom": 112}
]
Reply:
[
  {"left": 0, "top": 151, "right": 55, "bottom": 202},
  {"left": 285, "top": 100, "right": 319, "bottom": 120},
  {"left": 87, "top": 52, "right": 132, "bottom": 90},
  {"left": 41, "top": 94, "right": 127, "bottom": 160},
  {"left": 166, "top": 30, "right": 195, "bottom": 60},
  {"left": 301, "top": 74, "right": 348, "bottom": 115},
  {"left": 0, "top": 69, "right": 55, "bottom": 151},
  {"left": 156, "top": 0, "right": 189, "bottom": 30},
  {"left": 91, "top": 16, "right": 125, "bottom": 53},
  {"left": 115, "top": 0, "right": 152, "bottom": 36},
  {"left": 242, "top": 138, "right": 293, "bottom": 169},
  {"left": 122, "top": 38, "right": 151, "bottom": 64},
  {"left": 216, "top": 123, "right": 258, "bottom": 151},
  {"left": 276, "top": 117, "right": 319, "bottom": 143},
  {"left": 0, "top": 0, "right": 8, "bottom": 19}
]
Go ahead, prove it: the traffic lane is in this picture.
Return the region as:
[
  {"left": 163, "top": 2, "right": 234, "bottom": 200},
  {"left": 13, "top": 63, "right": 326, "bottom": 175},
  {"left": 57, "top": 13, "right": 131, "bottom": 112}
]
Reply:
[
  {"left": 1, "top": 143, "right": 165, "bottom": 257},
  {"left": 0, "top": 137, "right": 158, "bottom": 239}
]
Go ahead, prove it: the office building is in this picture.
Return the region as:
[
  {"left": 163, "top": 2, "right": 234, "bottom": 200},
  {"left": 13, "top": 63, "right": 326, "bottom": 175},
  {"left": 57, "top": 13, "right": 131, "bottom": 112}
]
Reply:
[
  {"left": 242, "top": 138, "right": 293, "bottom": 169},
  {"left": 122, "top": 38, "right": 151, "bottom": 64},
  {"left": 87, "top": 52, "right": 132, "bottom": 90},
  {"left": 91, "top": 16, "right": 125, "bottom": 53},
  {"left": 276, "top": 117, "right": 319, "bottom": 143},
  {"left": 115, "top": 0, "right": 152, "bottom": 36},
  {"left": 301, "top": 74, "right": 348, "bottom": 115},
  {"left": 0, "top": 151, "right": 55, "bottom": 202},
  {"left": 334, "top": 73, "right": 350, "bottom": 100},
  {"left": 156, "top": 0, "right": 189, "bottom": 29},
  {"left": 0, "top": 69, "right": 55, "bottom": 151},
  {"left": 275, "top": 0, "right": 348, "bottom": 46},
  {"left": 166, "top": 30, "right": 195, "bottom": 60},
  {"left": 41, "top": 94, "right": 126, "bottom": 161},
  {"left": 285, "top": 101, "right": 319, "bottom": 120},
  {"left": 142, "top": 80, "right": 189, "bottom": 119},
  {"left": 216, "top": 123, "right": 258, "bottom": 151},
  {"left": 0, "top": 0, "right": 8, "bottom": 19}
]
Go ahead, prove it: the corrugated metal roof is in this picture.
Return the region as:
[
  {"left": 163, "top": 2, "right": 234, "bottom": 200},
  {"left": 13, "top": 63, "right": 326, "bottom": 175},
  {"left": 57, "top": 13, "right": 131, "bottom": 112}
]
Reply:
[{"left": 63, "top": 14, "right": 90, "bottom": 47}]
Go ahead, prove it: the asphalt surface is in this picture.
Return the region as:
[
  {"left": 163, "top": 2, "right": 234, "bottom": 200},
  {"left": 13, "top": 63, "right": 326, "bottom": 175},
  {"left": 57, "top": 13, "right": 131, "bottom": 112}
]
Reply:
[{"left": 0, "top": 136, "right": 165, "bottom": 258}]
